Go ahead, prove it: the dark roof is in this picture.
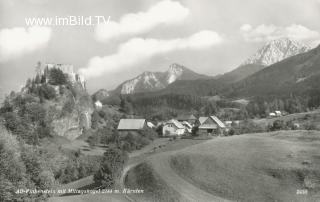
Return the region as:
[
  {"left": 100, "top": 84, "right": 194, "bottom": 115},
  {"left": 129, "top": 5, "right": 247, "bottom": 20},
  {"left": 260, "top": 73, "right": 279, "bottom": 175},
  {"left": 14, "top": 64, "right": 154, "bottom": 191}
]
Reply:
[
  {"left": 117, "top": 119, "right": 146, "bottom": 130},
  {"left": 177, "top": 114, "right": 196, "bottom": 121}
]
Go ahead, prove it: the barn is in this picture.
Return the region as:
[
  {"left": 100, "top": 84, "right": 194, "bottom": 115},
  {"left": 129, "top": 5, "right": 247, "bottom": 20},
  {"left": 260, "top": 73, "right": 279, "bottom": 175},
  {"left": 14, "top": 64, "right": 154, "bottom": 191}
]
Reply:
[
  {"left": 198, "top": 116, "right": 226, "bottom": 136},
  {"left": 117, "top": 119, "right": 147, "bottom": 135}
]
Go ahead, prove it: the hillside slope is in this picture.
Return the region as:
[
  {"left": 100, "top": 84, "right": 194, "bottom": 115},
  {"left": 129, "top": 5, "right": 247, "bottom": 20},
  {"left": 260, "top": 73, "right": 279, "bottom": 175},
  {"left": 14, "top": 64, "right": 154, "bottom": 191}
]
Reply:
[{"left": 232, "top": 45, "right": 320, "bottom": 96}]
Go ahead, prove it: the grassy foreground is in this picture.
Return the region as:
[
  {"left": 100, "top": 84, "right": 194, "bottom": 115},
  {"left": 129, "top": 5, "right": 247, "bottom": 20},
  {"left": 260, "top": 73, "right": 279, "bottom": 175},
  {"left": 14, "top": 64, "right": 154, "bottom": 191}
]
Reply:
[
  {"left": 125, "top": 162, "right": 181, "bottom": 202},
  {"left": 170, "top": 130, "right": 320, "bottom": 202}
]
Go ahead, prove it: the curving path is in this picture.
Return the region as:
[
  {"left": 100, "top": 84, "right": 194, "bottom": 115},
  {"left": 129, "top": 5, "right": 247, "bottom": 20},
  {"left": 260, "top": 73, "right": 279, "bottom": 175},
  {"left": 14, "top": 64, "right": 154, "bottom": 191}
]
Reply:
[{"left": 148, "top": 151, "right": 232, "bottom": 202}]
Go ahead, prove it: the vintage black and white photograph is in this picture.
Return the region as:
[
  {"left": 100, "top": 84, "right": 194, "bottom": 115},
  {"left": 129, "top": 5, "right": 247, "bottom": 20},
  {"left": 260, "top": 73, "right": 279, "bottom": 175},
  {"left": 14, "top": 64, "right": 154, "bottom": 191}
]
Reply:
[{"left": 1, "top": 0, "right": 320, "bottom": 201}]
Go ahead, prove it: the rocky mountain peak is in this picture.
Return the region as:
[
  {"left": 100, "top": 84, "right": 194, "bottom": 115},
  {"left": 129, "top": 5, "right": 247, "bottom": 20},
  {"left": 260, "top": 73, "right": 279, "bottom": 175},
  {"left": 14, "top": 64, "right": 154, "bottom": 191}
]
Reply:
[
  {"left": 115, "top": 63, "right": 209, "bottom": 94},
  {"left": 166, "top": 63, "right": 184, "bottom": 84},
  {"left": 242, "top": 38, "right": 310, "bottom": 66}
]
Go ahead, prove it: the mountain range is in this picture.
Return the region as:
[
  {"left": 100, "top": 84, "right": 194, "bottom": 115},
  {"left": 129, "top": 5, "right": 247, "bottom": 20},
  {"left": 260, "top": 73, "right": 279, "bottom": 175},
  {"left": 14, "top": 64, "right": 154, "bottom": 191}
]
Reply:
[
  {"left": 151, "top": 38, "right": 313, "bottom": 96},
  {"left": 99, "top": 38, "right": 316, "bottom": 98},
  {"left": 112, "top": 63, "right": 210, "bottom": 94}
]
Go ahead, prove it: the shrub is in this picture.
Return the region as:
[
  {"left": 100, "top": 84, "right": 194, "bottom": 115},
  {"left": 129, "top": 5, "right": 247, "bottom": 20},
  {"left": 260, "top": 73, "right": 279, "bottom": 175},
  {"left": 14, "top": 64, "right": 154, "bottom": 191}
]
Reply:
[{"left": 269, "top": 120, "right": 287, "bottom": 131}]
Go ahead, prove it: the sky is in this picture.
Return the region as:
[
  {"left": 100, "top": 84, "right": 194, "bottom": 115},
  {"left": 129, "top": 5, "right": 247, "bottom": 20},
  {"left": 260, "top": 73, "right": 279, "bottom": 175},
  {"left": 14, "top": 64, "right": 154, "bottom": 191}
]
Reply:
[{"left": 0, "top": 0, "right": 320, "bottom": 100}]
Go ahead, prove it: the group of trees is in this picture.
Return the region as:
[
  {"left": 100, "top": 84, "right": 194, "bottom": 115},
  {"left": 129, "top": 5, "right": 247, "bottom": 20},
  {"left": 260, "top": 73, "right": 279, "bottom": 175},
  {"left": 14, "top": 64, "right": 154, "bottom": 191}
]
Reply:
[
  {"left": 0, "top": 126, "right": 102, "bottom": 201},
  {"left": 0, "top": 94, "right": 53, "bottom": 145},
  {"left": 94, "top": 147, "right": 128, "bottom": 188},
  {"left": 119, "top": 128, "right": 157, "bottom": 152},
  {"left": 245, "top": 95, "right": 316, "bottom": 118},
  {"left": 25, "top": 67, "right": 69, "bottom": 102}
]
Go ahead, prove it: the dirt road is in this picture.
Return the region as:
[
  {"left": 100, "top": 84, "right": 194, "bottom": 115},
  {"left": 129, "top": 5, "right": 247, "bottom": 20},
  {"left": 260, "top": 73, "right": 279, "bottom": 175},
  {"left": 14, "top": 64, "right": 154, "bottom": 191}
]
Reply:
[{"left": 149, "top": 150, "right": 231, "bottom": 202}]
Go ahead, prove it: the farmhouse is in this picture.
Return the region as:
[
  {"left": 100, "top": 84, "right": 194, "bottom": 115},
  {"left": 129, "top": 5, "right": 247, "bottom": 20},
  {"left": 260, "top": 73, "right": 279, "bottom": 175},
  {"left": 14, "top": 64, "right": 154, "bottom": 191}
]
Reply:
[
  {"left": 176, "top": 114, "right": 197, "bottom": 125},
  {"left": 162, "top": 119, "right": 185, "bottom": 136},
  {"left": 198, "top": 116, "right": 226, "bottom": 136},
  {"left": 269, "top": 111, "right": 282, "bottom": 117},
  {"left": 117, "top": 119, "right": 147, "bottom": 133}
]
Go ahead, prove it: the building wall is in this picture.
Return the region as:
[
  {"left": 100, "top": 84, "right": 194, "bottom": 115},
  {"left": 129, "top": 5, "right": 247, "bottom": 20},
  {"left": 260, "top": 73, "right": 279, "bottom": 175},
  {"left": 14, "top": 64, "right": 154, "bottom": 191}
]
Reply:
[
  {"left": 198, "top": 128, "right": 219, "bottom": 136},
  {"left": 163, "top": 124, "right": 184, "bottom": 136}
]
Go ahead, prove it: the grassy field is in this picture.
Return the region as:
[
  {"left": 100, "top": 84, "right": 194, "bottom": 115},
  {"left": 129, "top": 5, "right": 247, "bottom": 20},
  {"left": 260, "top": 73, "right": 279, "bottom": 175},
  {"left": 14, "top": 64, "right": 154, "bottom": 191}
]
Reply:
[{"left": 169, "top": 130, "right": 320, "bottom": 202}]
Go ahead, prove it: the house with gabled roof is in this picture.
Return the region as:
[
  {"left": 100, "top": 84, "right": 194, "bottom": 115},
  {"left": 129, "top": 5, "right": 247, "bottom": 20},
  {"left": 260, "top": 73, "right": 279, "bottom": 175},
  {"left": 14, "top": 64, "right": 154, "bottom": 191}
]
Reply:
[
  {"left": 198, "top": 116, "right": 226, "bottom": 136},
  {"left": 162, "top": 119, "right": 185, "bottom": 136}
]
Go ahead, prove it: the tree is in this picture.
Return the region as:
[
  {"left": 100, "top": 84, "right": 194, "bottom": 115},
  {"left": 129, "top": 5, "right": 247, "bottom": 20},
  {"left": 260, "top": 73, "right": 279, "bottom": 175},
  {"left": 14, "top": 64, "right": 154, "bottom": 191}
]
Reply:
[
  {"left": 204, "top": 101, "right": 218, "bottom": 116},
  {"left": 0, "top": 127, "right": 30, "bottom": 201},
  {"left": 48, "top": 68, "right": 68, "bottom": 85},
  {"left": 94, "top": 147, "right": 128, "bottom": 188},
  {"left": 120, "top": 97, "right": 133, "bottom": 115},
  {"left": 91, "top": 111, "right": 101, "bottom": 129},
  {"left": 39, "top": 84, "right": 56, "bottom": 100}
]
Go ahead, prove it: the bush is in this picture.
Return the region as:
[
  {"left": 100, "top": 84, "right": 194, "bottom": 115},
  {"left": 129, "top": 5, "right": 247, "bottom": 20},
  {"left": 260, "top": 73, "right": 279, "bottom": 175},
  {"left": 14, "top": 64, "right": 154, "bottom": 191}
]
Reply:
[
  {"left": 268, "top": 120, "right": 288, "bottom": 131},
  {"left": 227, "top": 128, "right": 239, "bottom": 136}
]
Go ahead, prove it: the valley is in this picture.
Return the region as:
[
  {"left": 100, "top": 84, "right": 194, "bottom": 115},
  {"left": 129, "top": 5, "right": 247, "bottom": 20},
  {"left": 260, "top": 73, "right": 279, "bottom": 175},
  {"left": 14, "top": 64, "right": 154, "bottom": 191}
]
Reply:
[{"left": 1, "top": 37, "right": 320, "bottom": 202}]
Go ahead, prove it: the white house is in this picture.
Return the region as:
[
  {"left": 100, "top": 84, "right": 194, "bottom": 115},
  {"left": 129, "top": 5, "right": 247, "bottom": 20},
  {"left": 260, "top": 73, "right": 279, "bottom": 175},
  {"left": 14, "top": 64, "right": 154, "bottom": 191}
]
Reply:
[
  {"left": 269, "top": 112, "right": 276, "bottom": 117},
  {"left": 275, "top": 111, "right": 282, "bottom": 116},
  {"left": 94, "top": 100, "right": 103, "bottom": 109},
  {"left": 162, "top": 119, "right": 185, "bottom": 136}
]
